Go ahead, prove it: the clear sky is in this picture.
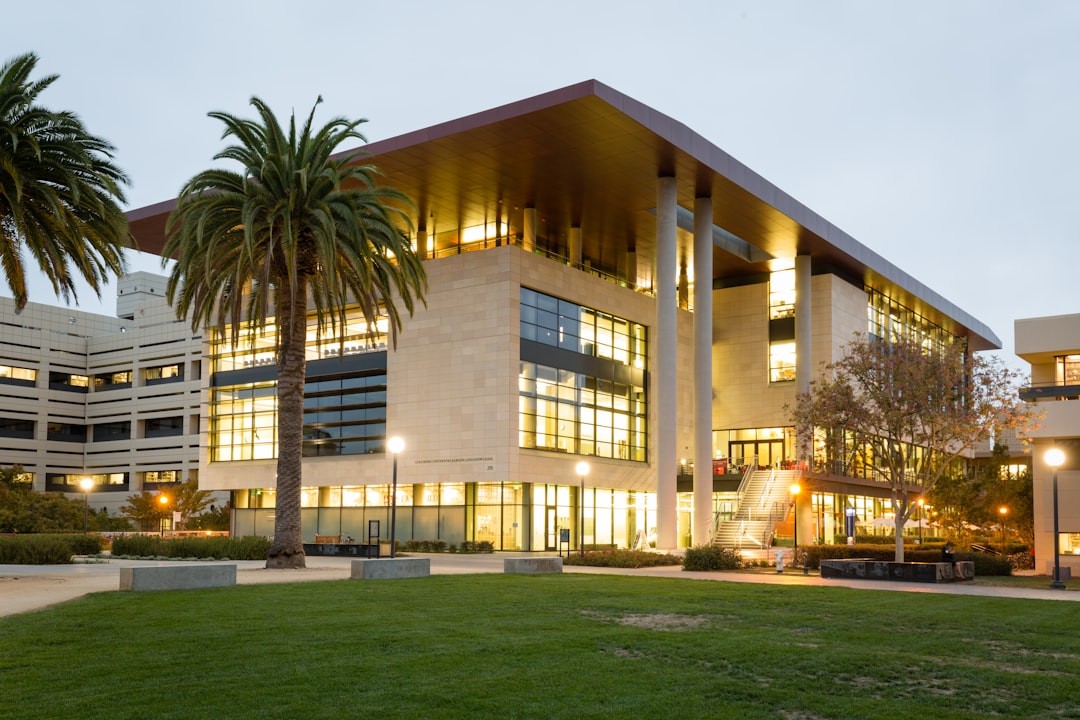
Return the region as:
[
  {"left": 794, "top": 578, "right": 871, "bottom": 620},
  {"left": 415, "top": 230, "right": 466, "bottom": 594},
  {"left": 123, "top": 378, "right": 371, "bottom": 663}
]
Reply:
[{"left": 3, "top": 1, "right": 1077, "bottom": 364}]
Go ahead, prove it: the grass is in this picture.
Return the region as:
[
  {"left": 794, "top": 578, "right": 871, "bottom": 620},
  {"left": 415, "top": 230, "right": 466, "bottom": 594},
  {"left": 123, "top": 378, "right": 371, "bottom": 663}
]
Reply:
[{"left": 2, "top": 575, "right": 1079, "bottom": 719}]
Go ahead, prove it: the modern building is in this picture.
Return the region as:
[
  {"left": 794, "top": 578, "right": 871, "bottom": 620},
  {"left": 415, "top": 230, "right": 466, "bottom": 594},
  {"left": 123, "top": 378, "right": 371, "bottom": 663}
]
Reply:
[
  {"left": 0, "top": 272, "right": 205, "bottom": 516},
  {"left": 11, "top": 80, "right": 1002, "bottom": 550},
  {"left": 1016, "top": 314, "right": 1080, "bottom": 576}
]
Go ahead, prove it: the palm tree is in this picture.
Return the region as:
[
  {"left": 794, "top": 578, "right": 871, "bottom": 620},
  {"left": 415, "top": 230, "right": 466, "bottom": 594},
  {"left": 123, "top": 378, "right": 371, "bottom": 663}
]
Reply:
[
  {"left": 0, "top": 52, "right": 130, "bottom": 310},
  {"left": 164, "top": 97, "right": 426, "bottom": 569}
]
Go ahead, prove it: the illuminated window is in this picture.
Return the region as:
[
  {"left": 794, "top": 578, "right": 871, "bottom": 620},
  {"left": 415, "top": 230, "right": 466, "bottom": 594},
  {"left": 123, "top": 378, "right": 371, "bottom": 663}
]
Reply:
[
  {"left": 518, "top": 361, "right": 646, "bottom": 461},
  {"left": 0, "top": 364, "right": 36, "bottom": 386},
  {"left": 93, "top": 370, "right": 132, "bottom": 391},
  {"left": 867, "top": 288, "right": 952, "bottom": 355},
  {"left": 144, "top": 364, "right": 183, "bottom": 384},
  {"left": 49, "top": 371, "right": 89, "bottom": 392},
  {"left": 144, "top": 470, "right": 179, "bottom": 484},
  {"left": 209, "top": 306, "right": 390, "bottom": 374},
  {"left": 1059, "top": 355, "right": 1080, "bottom": 385},
  {"left": 769, "top": 341, "right": 796, "bottom": 383},
  {"left": 519, "top": 288, "right": 647, "bottom": 370},
  {"left": 769, "top": 268, "right": 795, "bottom": 319}
]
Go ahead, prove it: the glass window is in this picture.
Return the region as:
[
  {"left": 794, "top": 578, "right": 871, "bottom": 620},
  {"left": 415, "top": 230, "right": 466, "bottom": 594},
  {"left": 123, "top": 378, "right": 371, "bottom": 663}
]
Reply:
[
  {"left": 144, "top": 364, "right": 183, "bottom": 384},
  {"left": 0, "top": 364, "right": 37, "bottom": 386},
  {"left": 770, "top": 341, "right": 796, "bottom": 383}
]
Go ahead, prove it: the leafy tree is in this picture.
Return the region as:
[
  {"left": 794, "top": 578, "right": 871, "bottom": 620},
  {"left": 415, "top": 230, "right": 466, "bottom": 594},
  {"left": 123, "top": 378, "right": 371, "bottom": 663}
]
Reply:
[
  {"left": 0, "top": 466, "right": 87, "bottom": 533},
  {"left": 931, "top": 442, "right": 1033, "bottom": 546},
  {"left": 164, "top": 98, "right": 426, "bottom": 568},
  {"left": 188, "top": 501, "right": 231, "bottom": 531},
  {"left": 172, "top": 479, "right": 214, "bottom": 529},
  {"left": 0, "top": 52, "right": 130, "bottom": 309},
  {"left": 791, "top": 337, "right": 1034, "bottom": 561},
  {"left": 120, "top": 491, "right": 171, "bottom": 532}
]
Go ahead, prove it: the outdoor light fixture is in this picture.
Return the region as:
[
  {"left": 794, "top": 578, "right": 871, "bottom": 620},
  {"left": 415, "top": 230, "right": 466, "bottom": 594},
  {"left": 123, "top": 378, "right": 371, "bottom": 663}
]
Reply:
[
  {"left": 999, "top": 505, "right": 1009, "bottom": 547},
  {"left": 917, "top": 497, "right": 925, "bottom": 545},
  {"left": 789, "top": 482, "right": 801, "bottom": 553},
  {"left": 388, "top": 436, "right": 405, "bottom": 558},
  {"left": 158, "top": 493, "right": 171, "bottom": 537},
  {"left": 78, "top": 477, "right": 94, "bottom": 534},
  {"left": 576, "top": 461, "right": 590, "bottom": 556},
  {"left": 1046, "top": 447, "right": 1066, "bottom": 589}
]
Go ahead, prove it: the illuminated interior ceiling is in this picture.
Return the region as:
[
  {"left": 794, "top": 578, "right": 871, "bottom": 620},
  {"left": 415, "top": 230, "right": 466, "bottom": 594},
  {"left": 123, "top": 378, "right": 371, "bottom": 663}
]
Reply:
[{"left": 126, "top": 80, "right": 999, "bottom": 351}]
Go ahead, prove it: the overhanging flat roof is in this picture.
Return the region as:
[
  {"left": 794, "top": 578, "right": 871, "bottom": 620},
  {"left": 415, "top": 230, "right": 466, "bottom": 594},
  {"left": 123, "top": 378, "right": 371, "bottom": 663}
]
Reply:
[{"left": 126, "top": 79, "right": 1000, "bottom": 350}]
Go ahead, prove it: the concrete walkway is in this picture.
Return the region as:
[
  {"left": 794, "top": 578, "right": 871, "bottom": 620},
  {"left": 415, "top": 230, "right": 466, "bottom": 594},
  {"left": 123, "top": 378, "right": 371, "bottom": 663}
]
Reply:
[{"left": 2, "top": 553, "right": 1077, "bottom": 618}]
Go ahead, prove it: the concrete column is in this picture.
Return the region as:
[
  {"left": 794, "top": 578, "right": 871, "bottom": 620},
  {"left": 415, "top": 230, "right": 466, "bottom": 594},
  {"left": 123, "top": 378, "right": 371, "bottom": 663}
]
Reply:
[
  {"left": 625, "top": 248, "right": 637, "bottom": 288},
  {"left": 692, "top": 196, "right": 714, "bottom": 546},
  {"left": 417, "top": 227, "right": 430, "bottom": 261},
  {"left": 795, "top": 255, "right": 813, "bottom": 463},
  {"left": 568, "top": 226, "right": 582, "bottom": 268},
  {"left": 678, "top": 261, "right": 689, "bottom": 309},
  {"left": 523, "top": 208, "right": 537, "bottom": 253},
  {"left": 655, "top": 176, "right": 678, "bottom": 550}
]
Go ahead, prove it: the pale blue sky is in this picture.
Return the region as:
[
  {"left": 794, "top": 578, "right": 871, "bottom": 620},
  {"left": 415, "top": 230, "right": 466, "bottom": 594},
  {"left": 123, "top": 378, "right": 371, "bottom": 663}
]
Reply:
[{"left": 3, "top": 1, "right": 1077, "bottom": 363}]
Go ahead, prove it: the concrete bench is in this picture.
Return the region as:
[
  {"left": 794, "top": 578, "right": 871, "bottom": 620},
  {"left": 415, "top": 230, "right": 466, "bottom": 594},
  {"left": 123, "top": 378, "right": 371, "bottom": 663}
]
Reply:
[
  {"left": 120, "top": 564, "right": 237, "bottom": 592},
  {"left": 351, "top": 557, "right": 430, "bottom": 580},
  {"left": 504, "top": 557, "right": 563, "bottom": 574}
]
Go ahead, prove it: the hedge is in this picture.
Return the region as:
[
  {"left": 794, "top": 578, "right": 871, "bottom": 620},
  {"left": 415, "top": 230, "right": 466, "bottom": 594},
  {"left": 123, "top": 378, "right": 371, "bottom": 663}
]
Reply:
[
  {"left": 563, "top": 549, "right": 681, "bottom": 568},
  {"left": 682, "top": 545, "right": 742, "bottom": 571},
  {"left": 111, "top": 535, "right": 271, "bottom": 560}
]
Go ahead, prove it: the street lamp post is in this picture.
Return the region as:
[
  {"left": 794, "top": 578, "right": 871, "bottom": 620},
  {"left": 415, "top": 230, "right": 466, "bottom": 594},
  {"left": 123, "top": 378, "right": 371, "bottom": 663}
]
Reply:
[
  {"left": 789, "top": 482, "right": 801, "bottom": 557},
  {"left": 157, "top": 493, "right": 170, "bottom": 537},
  {"left": 998, "top": 505, "right": 1009, "bottom": 548},
  {"left": 78, "top": 477, "right": 94, "bottom": 534},
  {"left": 917, "top": 497, "right": 925, "bottom": 545},
  {"left": 576, "top": 461, "right": 590, "bottom": 556},
  {"left": 388, "top": 436, "right": 405, "bottom": 558},
  {"left": 1046, "top": 448, "right": 1066, "bottom": 589}
]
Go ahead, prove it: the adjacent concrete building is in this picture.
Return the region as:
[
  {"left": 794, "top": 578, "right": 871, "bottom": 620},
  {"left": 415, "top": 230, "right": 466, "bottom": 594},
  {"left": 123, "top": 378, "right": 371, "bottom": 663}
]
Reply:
[
  {"left": 1017, "top": 314, "right": 1080, "bottom": 576},
  {"left": 0, "top": 272, "right": 203, "bottom": 516}
]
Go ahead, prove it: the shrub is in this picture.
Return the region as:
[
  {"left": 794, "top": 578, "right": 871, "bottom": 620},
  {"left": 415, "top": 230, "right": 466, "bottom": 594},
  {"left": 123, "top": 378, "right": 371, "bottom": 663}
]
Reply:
[
  {"left": 111, "top": 535, "right": 271, "bottom": 560},
  {"left": 0, "top": 535, "right": 73, "bottom": 564},
  {"left": 563, "top": 549, "right": 681, "bottom": 568},
  {"left": 400, "top": 540, "right": 449, "bottom": 553},
  {"left": 453, "top": 541, "right": 494, "bottom": 554},
  {"left": 63, "top": 534, "right": 105, "bottom": 555},
  {"left": 682, "top": 545, "right": 741, "bottom": 572}
]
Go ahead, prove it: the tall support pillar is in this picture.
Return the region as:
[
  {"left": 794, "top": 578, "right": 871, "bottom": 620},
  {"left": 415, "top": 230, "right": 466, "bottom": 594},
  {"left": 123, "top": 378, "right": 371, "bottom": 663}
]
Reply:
[
  {"left": 795, "top": 254, "right": 813, "bottom": 464},
  {"left": 656, "top": 176, "right": 678, "bottom": 550},
  {"left": 523, "top": 208, "right": 537, "bottom": 253},
  {"left": 692, "top": 196, "right": 714, "bottom": 546},
  {"left": 568, "top": 226, "right": 583, "bottom": 268},
  {"left": 625, "top": 247, "right": 638, "bottom": 288},
  {"left": 417, "top": 227, "right": 430, "bottom": 261}
]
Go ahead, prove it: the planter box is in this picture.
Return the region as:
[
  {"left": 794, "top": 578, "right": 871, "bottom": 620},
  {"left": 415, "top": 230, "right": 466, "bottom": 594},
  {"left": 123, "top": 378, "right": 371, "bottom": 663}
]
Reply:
[{"left": 820, "top": 558, "right": 974, "bottom": 583}]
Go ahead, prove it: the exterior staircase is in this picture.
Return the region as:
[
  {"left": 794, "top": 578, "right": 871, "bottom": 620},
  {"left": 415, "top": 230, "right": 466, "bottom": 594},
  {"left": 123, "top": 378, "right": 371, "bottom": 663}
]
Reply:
[{"left": 712, "top": 467, "right": 799, "bottom": 561}]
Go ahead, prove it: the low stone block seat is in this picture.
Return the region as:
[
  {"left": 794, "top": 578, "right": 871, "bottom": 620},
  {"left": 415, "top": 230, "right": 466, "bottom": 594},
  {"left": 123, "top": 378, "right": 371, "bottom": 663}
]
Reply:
[
  {"left": 820, "top": 558, "right": 974, "bottom": 583},
  {"left": 120, "top": 563, "right": 237, "bottom": 592}
]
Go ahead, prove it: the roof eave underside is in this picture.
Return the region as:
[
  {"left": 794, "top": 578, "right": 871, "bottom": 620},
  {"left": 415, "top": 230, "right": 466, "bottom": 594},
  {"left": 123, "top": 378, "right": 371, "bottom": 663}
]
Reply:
[{"left": 125, "top": 79, "right": 1000, "bottom": 351}]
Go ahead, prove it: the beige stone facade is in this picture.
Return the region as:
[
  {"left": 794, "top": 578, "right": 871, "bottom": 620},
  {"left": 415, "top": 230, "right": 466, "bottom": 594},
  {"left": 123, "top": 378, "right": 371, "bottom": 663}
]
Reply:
[{"left": 1016, "top": 313, "right": 1080, "bottom": 576}]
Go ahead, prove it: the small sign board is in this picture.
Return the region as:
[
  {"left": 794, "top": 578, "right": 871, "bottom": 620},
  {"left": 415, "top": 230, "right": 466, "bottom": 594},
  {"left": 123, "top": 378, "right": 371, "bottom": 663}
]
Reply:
[{"left": 559, "top": 528, "right": 570, "bottom": 543}]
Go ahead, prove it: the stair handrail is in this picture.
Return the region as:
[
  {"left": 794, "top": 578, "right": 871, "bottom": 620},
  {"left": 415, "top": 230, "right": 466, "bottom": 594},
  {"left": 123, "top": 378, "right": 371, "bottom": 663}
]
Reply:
[{"left": 735, "top": 454, "right": 758, "bottom": 497}]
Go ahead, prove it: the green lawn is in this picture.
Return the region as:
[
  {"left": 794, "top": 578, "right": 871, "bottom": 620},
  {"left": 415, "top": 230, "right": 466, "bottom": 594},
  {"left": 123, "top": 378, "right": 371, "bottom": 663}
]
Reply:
[{"left": 2, "top": 575, "right": 1078, "bottom": 719}]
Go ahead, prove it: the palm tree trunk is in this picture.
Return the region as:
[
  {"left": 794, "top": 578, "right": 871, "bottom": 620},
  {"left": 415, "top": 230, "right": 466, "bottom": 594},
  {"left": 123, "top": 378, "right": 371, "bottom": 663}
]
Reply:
[{"left": 266, "top": 284, "right": 308, "bottom": 569}]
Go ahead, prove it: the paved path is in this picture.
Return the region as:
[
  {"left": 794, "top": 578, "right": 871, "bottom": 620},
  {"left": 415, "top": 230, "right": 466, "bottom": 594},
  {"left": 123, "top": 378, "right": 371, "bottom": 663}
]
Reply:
[{"left": 2, "top": 554, "right": 1077, "bottom": 618}]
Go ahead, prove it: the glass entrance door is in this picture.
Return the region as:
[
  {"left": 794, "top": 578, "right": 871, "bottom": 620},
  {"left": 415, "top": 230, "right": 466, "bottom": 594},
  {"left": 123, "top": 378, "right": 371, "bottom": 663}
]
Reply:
[
  {"left": 729, "top": 439, "right": 785, "bottom": 469},
  {"left": 546, "top": 508, "right": 557, "bottom": 550}
]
